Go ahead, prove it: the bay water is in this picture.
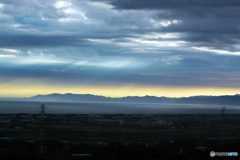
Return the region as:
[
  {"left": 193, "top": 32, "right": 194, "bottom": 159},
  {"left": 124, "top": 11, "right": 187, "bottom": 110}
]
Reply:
[{"left": 0, "top": 101, "right": 239, "bottom": 114}]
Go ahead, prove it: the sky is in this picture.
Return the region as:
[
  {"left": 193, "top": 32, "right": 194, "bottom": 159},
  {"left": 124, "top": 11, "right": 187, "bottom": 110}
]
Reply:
[{"left": 0, "top": 0, "right": 240, "bottom": 98}]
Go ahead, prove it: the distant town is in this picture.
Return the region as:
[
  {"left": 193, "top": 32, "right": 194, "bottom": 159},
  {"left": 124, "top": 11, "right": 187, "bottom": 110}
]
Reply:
[
  {"left": 0, "top": 113, "right": 240, "bottom": 130},
  {"left": 0, "top": 111, "right": 239, "bottom": 159}
]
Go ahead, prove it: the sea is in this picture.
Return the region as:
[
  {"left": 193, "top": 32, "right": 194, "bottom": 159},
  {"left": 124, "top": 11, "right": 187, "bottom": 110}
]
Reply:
[{"left": 0, "top": 100, "right": 239, "bottom": 114}]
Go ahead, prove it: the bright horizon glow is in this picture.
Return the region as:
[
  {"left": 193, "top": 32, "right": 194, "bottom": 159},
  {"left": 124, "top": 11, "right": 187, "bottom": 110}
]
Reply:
[{"left": 0, "top": 84, "right": 240, "bottom": 98}]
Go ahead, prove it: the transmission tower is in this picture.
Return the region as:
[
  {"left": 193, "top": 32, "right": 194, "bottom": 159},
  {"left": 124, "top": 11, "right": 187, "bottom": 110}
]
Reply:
[
  {"left": 37, "top": 104, "right": 47, "bottom": 154},
  {"left": 220, "top": 107, "right": 227, "bottom": 143}
]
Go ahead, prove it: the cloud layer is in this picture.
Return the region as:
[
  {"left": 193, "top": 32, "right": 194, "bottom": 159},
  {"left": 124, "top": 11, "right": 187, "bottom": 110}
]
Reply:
[{"left": 0, "top": 0, "right": 240, "bottom": 96}]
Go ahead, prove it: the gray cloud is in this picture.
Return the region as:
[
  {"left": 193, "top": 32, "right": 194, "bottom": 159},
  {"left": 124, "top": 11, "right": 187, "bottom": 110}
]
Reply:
[
  {"left": 0, "top": 35, "right": 90, "bottom": 47},
  {"left": 109, "top": 0, "right": 240, "bottom": 51},
  {"left": 110, "top": 0, "right": 240, "bottom": 9},
  {"left": 1, "top": 0, "right": 240, "bottom": 89}
]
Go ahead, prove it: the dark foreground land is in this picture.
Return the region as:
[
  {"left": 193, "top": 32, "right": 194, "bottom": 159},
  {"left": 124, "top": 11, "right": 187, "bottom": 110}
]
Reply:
[{"left": 0, "top": 113, "right": 240, "bottom": 159}]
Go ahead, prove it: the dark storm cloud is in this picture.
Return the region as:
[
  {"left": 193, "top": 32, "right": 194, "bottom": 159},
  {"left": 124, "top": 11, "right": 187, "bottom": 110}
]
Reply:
[
  {"left": 160, "top": 20, "right": 240, "bottom": 50},
  {"left": 110, "top": 0, "right": 240, "bottom": 9},
  {"left": 110, "top": 0, "right": 240, "bottom": 50},
  {"left": 156, "top": 7, "right": 240, "bottom": 19},
  {"left": 1, "top": 0, "right": 238, "bottom": 52}
]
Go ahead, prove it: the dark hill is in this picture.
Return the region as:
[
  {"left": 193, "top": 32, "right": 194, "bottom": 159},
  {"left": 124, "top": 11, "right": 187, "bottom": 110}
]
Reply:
[{"left": 27, "top": 93, "right": 240, "bottom": 105}]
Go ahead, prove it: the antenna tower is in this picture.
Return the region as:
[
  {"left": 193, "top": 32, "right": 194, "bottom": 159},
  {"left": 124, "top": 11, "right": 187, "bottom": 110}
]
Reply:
[
  {"left": 37, "top": 104, "right": 47, "bottom": 154},
  {"left": 220, "top": 107, "right": 226, "bottom": 143}
]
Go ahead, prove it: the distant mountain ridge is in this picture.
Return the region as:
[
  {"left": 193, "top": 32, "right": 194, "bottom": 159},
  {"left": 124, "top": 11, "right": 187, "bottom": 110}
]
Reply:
[
  {"left": 1, "top": 93, "right": 240, "bottom": 105},
  {"left": 27, "top": 93, "right": 240, "bottom": 105}
]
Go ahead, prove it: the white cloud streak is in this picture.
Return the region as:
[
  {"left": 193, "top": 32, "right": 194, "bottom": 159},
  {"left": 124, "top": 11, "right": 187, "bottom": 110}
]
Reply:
[
  {"left": 0, "top": 48, "right": 20, "bottom": 54},
  {"left": 0, "top": 54, "right": 146, "bottom": 69},
  {"left": 0, "top": 54, "right": 16, "bottom": 58},
  {"left": 192, "top": 47, "right": 240, "bottom": 55},
  {"left": 75, "top": 59, "right": 145, "bottom": 69},
  {"left": 27, "top": 51, "right": 36, "bottom": 56}
]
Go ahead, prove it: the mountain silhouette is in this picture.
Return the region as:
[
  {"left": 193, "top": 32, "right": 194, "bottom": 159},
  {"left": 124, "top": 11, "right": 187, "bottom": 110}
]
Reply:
[
  {"left": 26, "top": 93, "right": 240, "bottom": 105},
  {"left": 1, "top": 94, "right": 239, "bottom": 105}
]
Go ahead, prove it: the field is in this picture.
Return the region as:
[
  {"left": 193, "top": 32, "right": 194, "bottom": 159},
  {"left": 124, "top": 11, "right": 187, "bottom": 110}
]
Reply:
[{"left": 2, "top": 124, "right": 240, "bottom": 142}]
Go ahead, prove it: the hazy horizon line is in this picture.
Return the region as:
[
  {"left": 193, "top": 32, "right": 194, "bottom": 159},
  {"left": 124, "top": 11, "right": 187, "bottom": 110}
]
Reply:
[{"left": 0, "top": 92, "right": 239, "bottom": 99}]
